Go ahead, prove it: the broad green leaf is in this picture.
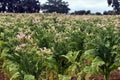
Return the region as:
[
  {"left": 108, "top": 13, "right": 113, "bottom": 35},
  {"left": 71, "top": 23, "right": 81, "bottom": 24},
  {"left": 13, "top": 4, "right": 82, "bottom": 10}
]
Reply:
[
  {"left": 10, "top": 72, "right": 20, "bottom": 80},
  {"left": 0, "top": 48, "right": 9, "bottom": 59},
  {"left": 83, "top": 49, "right": 96, "bottom": 59},
  {"left": 24, "top": 75, "right": 35, "bottom": 80},
  {"left": 58, "top": 74, "right": 71, "bottom": 80},
  {"left": 65, "top": 64, "right": 77, "bottom": 76},
  {"left": 91, "top": 57, "right": 105, "bottom": 73},
  {"left": 61, "top": 51, "right": 79, "bottom": 63},
  {"left": 84, "top": 66, "right": 92, "bottom": 73},
  {"left": 0, "top": 40, "right": 4, "bottom": 49}
]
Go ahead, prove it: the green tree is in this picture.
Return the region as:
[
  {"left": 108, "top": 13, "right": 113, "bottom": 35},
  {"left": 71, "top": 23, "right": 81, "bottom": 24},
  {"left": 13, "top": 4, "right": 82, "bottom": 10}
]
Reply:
[
  {"left": 107, "top": 0, "right": 120, "bottom": 14},
  {"left": 41, "top": 0, "right": 70, "bottom": 13},
  {"left": 19, "top": 0, "right": 40, "bottom": 13},
  {"left": 0, "top": 0, "right": 40, "bottom": 13}
]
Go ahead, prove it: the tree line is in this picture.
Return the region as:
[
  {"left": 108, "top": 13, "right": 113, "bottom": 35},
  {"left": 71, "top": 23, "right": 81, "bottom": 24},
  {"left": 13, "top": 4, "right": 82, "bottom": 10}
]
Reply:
[
  {"left": 0, "top": 0, "right": 70, "bottom": 13},
  {"left": 0, "top": 0, "right": 40, "bottom": 13},
  {"left": 0, "top": 0, "right": 120, "bottom": 14},
  {"left": 71, "top": 10, "right": 117, "bottom": 15}
]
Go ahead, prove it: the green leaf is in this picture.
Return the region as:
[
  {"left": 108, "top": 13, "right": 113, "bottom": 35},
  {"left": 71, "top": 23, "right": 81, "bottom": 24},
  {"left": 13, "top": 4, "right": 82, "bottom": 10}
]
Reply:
[
  {"left": 58, "top": 74, "right": 71, "bottom": 80},
  {"left": 84, "top": 66, "right": 92, "bottom": 73},
  {"left": 84, "top": 57, "right": 105, "bottom": 74},
  {"left": 10, "top": 72, "right": 20, "bottom": 80},
  {"left": 91, "top": 57, "right": 105, "bottom": 73},
  {"left": 83, "top": 49, "right": 96, "bottom": 59},
  {"left": 44, "top": 56, "right": 58, "bottom": 72},
  {"left": 61, "top": 51, "right": 79, "bottom": 63},
  {"left": 65, "top": 64, "right": 77, "bottom": 76},
  {"left": 0, "top": 48, "right": 9, "bottom": 59},
  {"left": 85, "top": 73, "right": 92, "bottom": 80},
  {"left": 77, "top": 71, "right": 85, "bottom": 80},
  {"left": 24, "top": 75, "right": 35, "bottom": 80},
  {"left": 0, "top": 40, "right": 4, "bottom": 49}
]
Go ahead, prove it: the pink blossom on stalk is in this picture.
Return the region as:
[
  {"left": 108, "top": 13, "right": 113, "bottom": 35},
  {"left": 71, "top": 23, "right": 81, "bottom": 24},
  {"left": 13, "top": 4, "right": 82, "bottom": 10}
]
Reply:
[
  {"left": 25, "top": 35, "right": 33, "bottom": 42},
  {"left": 15, "top": 46, "right": 20, "bottom": 51},
  {"left": 15, "top": 43, "right": 27, "bottom": 51},
  {"left": 40, "top": 47, "right": 52, "bottom": 55},
  {"left": 16, "top": 33, "right": 33, "bottom": 42},
  {"left": 16, "top": 33, "right": 26, "bottom": 39},
  {"left": 20, "top": 43, "right": 27, "bottom": 47},
  {"left": 118, "top": 67, "right": 120, "bottom": 71}
]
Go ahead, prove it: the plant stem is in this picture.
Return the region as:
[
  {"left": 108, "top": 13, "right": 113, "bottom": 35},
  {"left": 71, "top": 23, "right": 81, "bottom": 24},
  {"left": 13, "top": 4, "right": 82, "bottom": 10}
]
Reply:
[{"left": 104, "top": 68, "right": 110, "bottom": 80}]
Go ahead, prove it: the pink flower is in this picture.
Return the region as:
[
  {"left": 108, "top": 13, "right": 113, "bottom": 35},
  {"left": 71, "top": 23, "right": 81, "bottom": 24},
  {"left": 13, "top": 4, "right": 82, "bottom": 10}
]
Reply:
[
  {"left": 20, "top": 43, "right": 27, "bottom": 47},
  {"left": 15, "top": 46, "right": 20, "bottom": 51},
  {"left": 15, "top": 43, "right": 27, "bottom": 51},
  {"left": 118, "top": 67, "right": 120, "bottom": 71},
  {"left": 16, "top": 33, "right": 26, "bottom": 39}
]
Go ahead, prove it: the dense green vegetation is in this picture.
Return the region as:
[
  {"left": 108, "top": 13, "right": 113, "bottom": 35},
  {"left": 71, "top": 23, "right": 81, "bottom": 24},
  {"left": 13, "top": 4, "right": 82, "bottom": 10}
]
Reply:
[{"left": 0, "top": 14, "right": 120, "bottom": 80}]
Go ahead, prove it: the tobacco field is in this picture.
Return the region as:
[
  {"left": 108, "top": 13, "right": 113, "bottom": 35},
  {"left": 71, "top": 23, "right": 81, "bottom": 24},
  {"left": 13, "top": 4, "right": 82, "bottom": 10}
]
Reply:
[{"left": 0, "top": 13, "right": 120, "bottom": 80}]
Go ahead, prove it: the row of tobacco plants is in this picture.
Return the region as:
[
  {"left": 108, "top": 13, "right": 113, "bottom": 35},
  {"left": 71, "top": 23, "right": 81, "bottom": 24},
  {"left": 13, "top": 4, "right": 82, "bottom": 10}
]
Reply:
[{"left": 0, "top": 14, "right": 120, "bottom": 80}]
